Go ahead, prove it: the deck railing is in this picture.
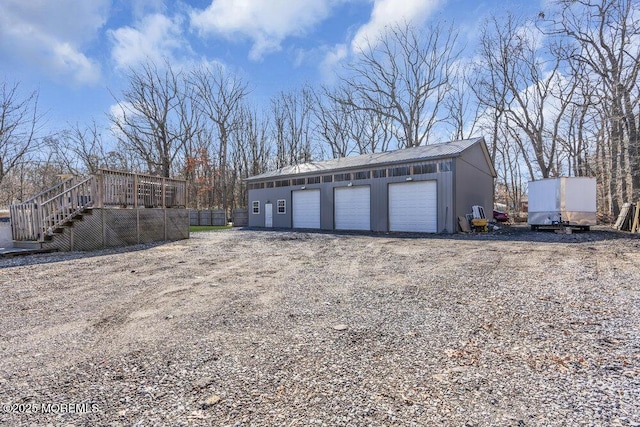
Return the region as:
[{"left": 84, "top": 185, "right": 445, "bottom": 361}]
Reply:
[
  {"left": 10, "top": 176, "right": 95, "bottom": 241},
  {"left": 95, "top": 169, "right": 187, "bottom": 208},
  {"left": 22, "top": 175, "right": 79, "bottom": 206},
  {"left": 9, "top": 203, "right": 41, "bottom": 241},
  {"left": 10, "top": 169, "right": 187, "bottom": 242},
  {"left": 41, "top": 177, "right": 95, "bottom": 236}
]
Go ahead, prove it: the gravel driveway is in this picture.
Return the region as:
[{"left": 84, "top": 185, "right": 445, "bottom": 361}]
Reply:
[{"left": 1, "top": 226, "right": 639, "bottom": 426}]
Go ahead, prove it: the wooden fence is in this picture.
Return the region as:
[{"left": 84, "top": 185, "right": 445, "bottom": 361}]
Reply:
[
  {"left": 232, "top": 208, "right": 248, "bottom": 227},
  {"left": 189, "top": 210, "right": 227, "bottom": 226},
  {"left": 189, "top": 209, "right": 248, "bottom": 226}
]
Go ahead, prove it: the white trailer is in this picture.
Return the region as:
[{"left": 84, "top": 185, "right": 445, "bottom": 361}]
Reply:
[{"left": 528, "top": 177, "right": 597, "bottom": 230}]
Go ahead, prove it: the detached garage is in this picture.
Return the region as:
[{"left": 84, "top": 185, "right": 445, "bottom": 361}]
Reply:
[{"left": 246, "top": 137, "right": 496, "bottom": 233}]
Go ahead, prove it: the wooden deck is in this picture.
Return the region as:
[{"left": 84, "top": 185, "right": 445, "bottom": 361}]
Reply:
[{"left": 10, "top": 169, "right": 187, "bottom": 243}]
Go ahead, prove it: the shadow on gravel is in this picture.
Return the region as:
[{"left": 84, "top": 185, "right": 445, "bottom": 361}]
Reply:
[
  {"left": 242, "top": 224, "right": 640, "bottom": 245},
  {"left": 0, "top": 241, "right": 171, "bottom": 269}
]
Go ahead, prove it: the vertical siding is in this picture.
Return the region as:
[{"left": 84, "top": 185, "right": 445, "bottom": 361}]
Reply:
[
  {"left": 454, "top": 144, "right": 495, "bottom": 226},
  {"left": 249, "top": 170, "right": 456, "bottom": 233},
  {"left": 248, "top": 188, "right": 293, "bottom": 228},
  {"left": 320, "top": 184, "right": 334, "bottom": 230}
]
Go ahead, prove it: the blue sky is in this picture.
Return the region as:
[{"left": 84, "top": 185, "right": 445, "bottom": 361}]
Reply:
[{"left": 0, "top": 0, "right": 545, "bottom": 134}]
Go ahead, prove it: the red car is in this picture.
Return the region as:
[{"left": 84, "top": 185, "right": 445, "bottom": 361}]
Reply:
[{"left": 493, "top": 210, "right": 510, "bottom": 223}]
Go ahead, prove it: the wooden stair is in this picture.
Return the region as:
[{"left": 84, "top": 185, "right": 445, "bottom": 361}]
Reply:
[
  {"left": 14, "top": 207, "right": 93, "bottom": 250},
  {"left": 10, "top": 176, "right": 95, "bottom": 246}
]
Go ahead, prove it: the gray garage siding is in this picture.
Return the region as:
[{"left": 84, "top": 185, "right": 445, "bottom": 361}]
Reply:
[
  {"left": 453, "top": 143, "right": 495, "bottom": 222},
  {"left": 248, "top": 170, "right": 454, "bottom": 232},
  {"left": 248, "top": 187, "right": 293, "bottom": 228},
  {"left": 246, "top": 138, "right": 496, "bottom": 233}
]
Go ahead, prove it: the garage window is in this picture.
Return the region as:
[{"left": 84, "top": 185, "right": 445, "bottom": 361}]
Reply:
[
  {"left": 292, "top": 178, "right": 305, "bottom": 185},
  {"left": 334, "top": 173, "right": 351, "bottom": 182},
  {"left": 413, "top": 163, "right": 437, "bottom": 175},
  {"left": 373, "top": 169, "right": 387, "bottom": 178},
  {"left": 439, "top": 160, "right": 452, "bottom": 172},
  {"left": 252, "top": 201, "right": 260, "bottom": 214},
  {"left": 307, "top": 176, "right": 321, "bottom": 184},
  {"left": 266, "top": 181, "right": 274, "bottom": 188},
  {"left": 277, "top": 199, "right": 286, "bottom": 214},
  {"left": 354, "top": 171, "right": 370, "bottom": 180},
  {"left": 322, "top": 175, "right": 333, "bottom": 183},
  {"left": 390, "top": 166, "right": 410, "bottom": 176}
]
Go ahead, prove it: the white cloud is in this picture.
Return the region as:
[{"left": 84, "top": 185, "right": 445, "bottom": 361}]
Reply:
[
  {"left": 317, "top": 0, "right": 445, "bottom": 82},
  {"left": 0, "top": 0, "right": 107, "bottom": 85},
  {"left": 130, "top": 0, "right": 167, "bottom": 18},
  {"left": 52, "top": 43, "right": 103, "bottom": 85},
  {"left": 190, "top": 0, "right": 345, "bottom": 61},
  {"left": 351, "top": 0, "right": 445, "bottom": 51},
  {"left": 109, "top": 13, "right": 188, "bottom": 70},
  {"left": 319, "top": 44, "right": 348, "bottom": 83}
]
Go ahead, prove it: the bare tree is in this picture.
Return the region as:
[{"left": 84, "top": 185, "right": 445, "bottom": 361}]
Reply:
[
  {"left": 555, "top": 60, "right": 599, "bottom": 178},
  {"left": 0, "top": 148, "right": 67, "bottom": 206},
  {"left": 271, "top": 88, "right": 314, "bottom": 167},
  {"left": 475, "top": 13, "right": 577, "bottom": 180},
  {"left": 351, "top": 106, "right": 395, "bottom": 154},
  {"left": 469, "top": 20, "right": 512, "bottom": 166},
  {"left": 315, "top": 85, "right": 394, "bottom": 157},
  {"left": 183, "top": 126, "right": 217, "bottom": 209},
  {"left": 230, "top": 105, "right": 271, "bottom": 208},
  {"left": 109, "top": 60, "right": 196, "bottom": 178},
  {"left": 446, "top": 67, "right": 483, "bottom": 141},
  {"left": 191, "top": 64, "right": 249, "bottom": 214},
  {"left": 0, "top": 81, "right": 42, "bottom": 189},
  {"left": 311, "top": 87, "right": 354, "bottom": 158},
  {"left": 334, "top": 21, "right": 460, "bottom": 148},
  {"left": 544, "top": 0, "right": 640, "bottom": 211},
  {"left": 53, "top": 121, "right": 115, "bottom": 174}
]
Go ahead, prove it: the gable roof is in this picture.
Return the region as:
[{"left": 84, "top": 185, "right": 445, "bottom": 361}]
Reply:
[{"left": 246, "top": 137, "right": 495, "bottom": 181}]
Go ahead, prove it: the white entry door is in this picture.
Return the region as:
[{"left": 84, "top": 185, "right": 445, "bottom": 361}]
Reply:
[
  {"left": 265, "top": 203, "right": 273, "bottom": 227},
  {"left": 388, "top": 180, "right": 437, "bottom": 232},
  {"left": 334, "top": 186, "right": 370, "bottom": 230},
  {"left": 292, "top": 189, "right": 321, "bottom": 229}
]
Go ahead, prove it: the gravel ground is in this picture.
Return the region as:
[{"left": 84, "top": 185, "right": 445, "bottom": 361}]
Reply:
[{"left": 1, "top": 225, "right": 639, "bottom": 426}]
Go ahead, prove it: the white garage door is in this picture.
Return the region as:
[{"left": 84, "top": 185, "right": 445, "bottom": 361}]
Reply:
[
  {"left": 335, "top": 186, "right": 370, "bottom": 230},
  {"left": 389, "top": 181, "right": 437, "bottom": 232},
  {"left": 292, "top": 189, "right": 320, "bottom": 229}
]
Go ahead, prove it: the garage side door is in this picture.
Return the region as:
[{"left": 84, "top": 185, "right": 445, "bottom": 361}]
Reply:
[
  {"left": 334, "top": 186, "right": 370, "bottom": 231},
  {"left": 388, "top": 181, "right": 437, "bottom": 232},
  {"left": 292, "top": 189, "right": 320, "bottom": 229}
]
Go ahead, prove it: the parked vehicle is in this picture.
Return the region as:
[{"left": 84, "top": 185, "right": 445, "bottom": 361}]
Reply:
[
  {"left": 493, "top": 210, "right": 510, "bottom": 223},
  {"left": 527, "top": 177, "right": 596, "bottom": 230}
]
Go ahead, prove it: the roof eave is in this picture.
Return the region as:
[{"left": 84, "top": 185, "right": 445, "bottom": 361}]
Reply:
[{"left": 244, "top": 152, "right": 463, "bottom": 182}]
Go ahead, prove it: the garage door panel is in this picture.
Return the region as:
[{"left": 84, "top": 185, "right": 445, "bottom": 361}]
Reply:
[
  {"left": 335, "top": 186, "right": 370, "bottom": 230},
  {"left": 292, "top": 190, "right": 320, "bottom": 229},
  {"left": 389, "top": 181, "right": 437, "bottom": 232}
]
